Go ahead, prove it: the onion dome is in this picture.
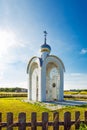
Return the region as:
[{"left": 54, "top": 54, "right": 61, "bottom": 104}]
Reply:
[
  {"left": 40, "top": 31, "right": 51, "bottom": 53},
  {"left": 41, "top": 43, "right": 51, "bottom": 52}
]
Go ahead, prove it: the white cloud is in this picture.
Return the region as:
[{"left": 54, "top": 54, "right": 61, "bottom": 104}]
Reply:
[
  {"left": 70, "top": 73, "right": 82, "bottom": 76},
  {"left": 0, "top": 27, "right": 42, "bottom": 88},
  {"left": 0, "top": 28, "right": 33, "bottom": 88},
  {"left": 80, "top": 48, "right": 87, "bottom": 54},
  {"left": 0, "top": 80, "right": 28, "bottom": 88},
  {"left": 0, "top": 28, "right": 22, "bottom": 64},
  {"left": 0, "top": 29, "right": 20, "bottom": 54},
  {"left": 64, "top": 73, "right": 87, "bottom": 90},
  {"left": 0, "top": 28, "right": 27, "bottom": 64}
]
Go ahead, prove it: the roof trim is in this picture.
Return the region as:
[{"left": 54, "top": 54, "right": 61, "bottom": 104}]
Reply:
[
  {"left": 27, "top": 56, "right": 37, "bottom": 73},
  {"left": 48, "top": 55, "right": 65, "bottom": 72},
  {"left": 27, "top": 56, "right": 42, "bottom": 73}
]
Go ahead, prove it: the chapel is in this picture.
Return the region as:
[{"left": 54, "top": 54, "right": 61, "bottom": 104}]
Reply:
[{"left": 27, "top": 31, "right": 65, "bottom": 102}]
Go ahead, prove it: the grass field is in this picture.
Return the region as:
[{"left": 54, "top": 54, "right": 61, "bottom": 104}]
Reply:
[
  {"left": 64, "top": 90, "right": 87, "bottom": 101},
  {"left": 0, "top": 97, "right": 87, "bottom": 130},
  {"left": 0, "top": 91, "right": 87, "bottom": 130},
  {"left": 64, "top": 90, "right": 87, "bottom": 95},
  {"left": 0, "top": 97, "right": 87, "bottom": 121},
  {"left": 0, "top": 92, "right": 27, "bottom": 97},
  {"left": 0, "top": 97, "right": 50, "bottom": 122}
]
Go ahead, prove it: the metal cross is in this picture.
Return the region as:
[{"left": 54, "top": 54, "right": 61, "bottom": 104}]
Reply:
[{"left": 43, "top": 31, "right": 47, "bottom": 44}]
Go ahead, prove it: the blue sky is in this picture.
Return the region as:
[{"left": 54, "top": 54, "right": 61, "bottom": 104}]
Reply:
[{"left": 0, "top": 0, "right": 87, "bottom": 90}]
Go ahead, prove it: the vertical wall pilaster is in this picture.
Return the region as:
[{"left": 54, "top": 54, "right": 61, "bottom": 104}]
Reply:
[
  {"left": 38, "top": 67, "right": 42, "bottom": 101},
  {"left": 41, "top": 65, "right": 46, "bottom": 101},
  {"left": 59, "top": 69, "right": 64, "bottom": 101}
]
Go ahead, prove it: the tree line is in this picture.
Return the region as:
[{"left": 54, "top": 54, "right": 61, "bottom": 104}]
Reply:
[{"left": 0, "top": 87, "right": 27, "bottom": 92}]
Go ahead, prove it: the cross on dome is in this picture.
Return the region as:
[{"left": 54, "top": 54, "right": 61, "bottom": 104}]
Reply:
[
  {"left": 43, "top": 31, "right": 47, "bottom": 44},
  {"left": 40, "top": 31, "right": 51, "bottom": 54}
]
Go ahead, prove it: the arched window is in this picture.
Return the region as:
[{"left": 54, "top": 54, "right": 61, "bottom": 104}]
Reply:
[
  {"left": 46, "top": 62, "right": 60, "bottom": 101},
  {"left": 30, "top": 63, "right": 39, "bottom": 101}
]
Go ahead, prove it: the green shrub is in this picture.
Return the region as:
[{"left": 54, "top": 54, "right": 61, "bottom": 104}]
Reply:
[{"left": 78, "top": 122, "right": 87, "bottom": 130}]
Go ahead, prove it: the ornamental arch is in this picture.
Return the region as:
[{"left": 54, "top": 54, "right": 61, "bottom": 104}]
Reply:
[
  {"left": 46, "top": 62, "right": 60, "bottom": 101},
  {"left": 41, "top": 55, "right": 65, "bottom": 101}
]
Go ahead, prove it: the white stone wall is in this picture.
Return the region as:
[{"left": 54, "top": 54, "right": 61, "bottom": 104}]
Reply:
[
  {"left": 27, "top": 55, "right": 65, "bottom": 102},
  {"left": 27, "top": 57, "right": 41, "bottom": 101},
  {"left": 41, "top": 55, "right": 65, "bottom": 101}
]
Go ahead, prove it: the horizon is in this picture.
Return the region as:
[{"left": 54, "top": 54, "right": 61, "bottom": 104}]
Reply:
[{"left": 0, "top": 0, "right": 87, "bottom": 90}]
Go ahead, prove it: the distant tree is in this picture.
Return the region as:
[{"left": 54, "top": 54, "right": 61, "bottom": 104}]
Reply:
[{"left": 0, "top": 87, "right": 27, "bottom": 92}]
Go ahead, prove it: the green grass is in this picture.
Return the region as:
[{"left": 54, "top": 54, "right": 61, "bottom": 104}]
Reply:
[
  {"left": 0, "top": 97, "right": 87, "bottom": 121},
  {"left": 64, "top": 90, "right": 87, "bottom": 95},
  {"left": 0, "top": 90, "right": 87, "bottom": 130},
  {"left": 0, "top": 92, "right": 27, "bottom": 98},
  {"left": 64, "top": 90, "right": 87, "bottom": 101},
  {"left": 64, "top": 91, "right": 79, "bottom": 95},
  {"left": 0, "top": 97, "right": 51, "bottom": 122},
  {"left": 0, "top": 97, "right": 87, "bottom": 130}
]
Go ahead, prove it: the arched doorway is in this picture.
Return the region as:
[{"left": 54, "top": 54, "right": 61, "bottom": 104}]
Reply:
[
  {"left": 31, "top": 63, "right": 39, "bottom": 101},
  {"left": 46, "top": 62, "right": 60, "bottom": 101}
]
